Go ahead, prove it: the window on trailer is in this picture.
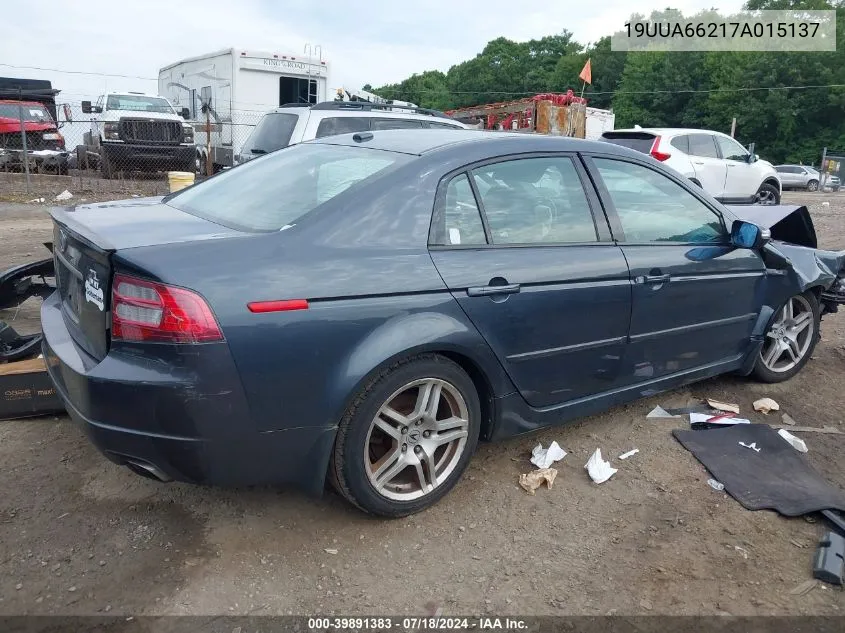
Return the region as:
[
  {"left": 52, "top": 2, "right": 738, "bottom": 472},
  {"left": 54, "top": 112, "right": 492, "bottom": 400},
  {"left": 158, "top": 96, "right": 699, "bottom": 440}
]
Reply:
[{"left": 280, "top": 77, "right": 318, "bottom": 106}]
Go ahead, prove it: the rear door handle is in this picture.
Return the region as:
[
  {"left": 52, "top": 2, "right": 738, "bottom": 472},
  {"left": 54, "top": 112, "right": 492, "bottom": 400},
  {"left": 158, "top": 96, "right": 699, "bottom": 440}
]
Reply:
[
  {"left": 467, "top": 283, "right": 521, "bottom": 297},
  {"left": 693, "top": 161, "right": 704, "bottom": 165}
]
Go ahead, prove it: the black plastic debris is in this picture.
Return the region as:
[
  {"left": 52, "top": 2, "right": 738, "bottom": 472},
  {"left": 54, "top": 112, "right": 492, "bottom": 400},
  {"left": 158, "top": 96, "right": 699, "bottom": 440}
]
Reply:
[
  {"left": 0, "top": 321, "right": 42, "bottom": 362},
  {"left": 0, "top": 244, "right": 55, "bottom": 311}
]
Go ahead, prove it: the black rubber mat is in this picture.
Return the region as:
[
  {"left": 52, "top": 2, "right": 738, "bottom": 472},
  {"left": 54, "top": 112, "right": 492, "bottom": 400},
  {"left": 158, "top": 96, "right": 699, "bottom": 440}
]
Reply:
[{"left": 673, "top": 424, "right": 845, "bottom": 516}]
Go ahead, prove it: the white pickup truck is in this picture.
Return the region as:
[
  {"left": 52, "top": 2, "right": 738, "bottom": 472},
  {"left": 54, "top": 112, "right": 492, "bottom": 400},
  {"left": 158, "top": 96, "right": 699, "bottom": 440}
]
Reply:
[{"left": 79, "top": 92, "right": 195, "bottom": 178}]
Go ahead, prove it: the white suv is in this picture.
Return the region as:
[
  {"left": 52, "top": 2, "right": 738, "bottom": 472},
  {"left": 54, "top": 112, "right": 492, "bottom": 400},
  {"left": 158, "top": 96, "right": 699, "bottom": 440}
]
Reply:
[
  {"left": 600, "top": 128, "right": 781, "bottom": 205},
  {"left": 236, "top": 102, "right": 467, "bottom": 164}
]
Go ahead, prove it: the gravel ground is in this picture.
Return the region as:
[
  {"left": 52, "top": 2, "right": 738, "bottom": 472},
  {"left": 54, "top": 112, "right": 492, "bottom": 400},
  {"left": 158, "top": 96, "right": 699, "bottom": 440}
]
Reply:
[{"left": 1, "top": 192, "right": 844, "bottom": 617}]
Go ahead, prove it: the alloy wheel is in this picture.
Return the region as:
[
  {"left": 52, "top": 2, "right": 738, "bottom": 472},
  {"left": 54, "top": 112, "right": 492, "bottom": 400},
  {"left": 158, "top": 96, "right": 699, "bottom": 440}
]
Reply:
[
  {"left": 759, "top": 295, "right": 815, "bottom": 373},
  {"left": 755, "top": 188, "right": 777, "bottom": 205},
  {"left": 364, "top": 378, "right": 469, "bottom": 502}
]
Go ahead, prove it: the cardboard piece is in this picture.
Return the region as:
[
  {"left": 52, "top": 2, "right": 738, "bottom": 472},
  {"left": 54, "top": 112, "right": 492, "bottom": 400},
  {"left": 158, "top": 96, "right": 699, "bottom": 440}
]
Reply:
[{"left": 0, "top": 357, "right": 65, "bottom": 420}]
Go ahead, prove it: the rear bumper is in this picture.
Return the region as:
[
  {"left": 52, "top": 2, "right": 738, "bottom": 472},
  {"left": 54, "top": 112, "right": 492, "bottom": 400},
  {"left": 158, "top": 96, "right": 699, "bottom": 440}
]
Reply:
[
  {"left": 40, "top": 291, "right": 335, "bottom": 493},
  {"left": 102, "top": 141, "right": 194, "bottom": 169}
]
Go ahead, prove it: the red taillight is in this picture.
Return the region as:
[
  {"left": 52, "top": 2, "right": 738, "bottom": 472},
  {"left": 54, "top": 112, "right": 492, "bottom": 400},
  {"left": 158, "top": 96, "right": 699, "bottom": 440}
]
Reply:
[
  {"left": 247, "top": 299, "right": 308, "bottom": 313},
  {"left": 111, "top": 274, "right": 223, "bottom": 343},
  {"left": 649, "top": 136, "right": 671, "bottom": 162}
]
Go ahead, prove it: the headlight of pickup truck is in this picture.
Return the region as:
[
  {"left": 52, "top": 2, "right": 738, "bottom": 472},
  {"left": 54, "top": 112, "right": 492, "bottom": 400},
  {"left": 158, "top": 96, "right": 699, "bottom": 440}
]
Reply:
[
  {"left": 103, "top": 122, "right": 120, "bottom": 140},
  {"left": 182, "top": 123, "right": 194, "bottom": 144}
]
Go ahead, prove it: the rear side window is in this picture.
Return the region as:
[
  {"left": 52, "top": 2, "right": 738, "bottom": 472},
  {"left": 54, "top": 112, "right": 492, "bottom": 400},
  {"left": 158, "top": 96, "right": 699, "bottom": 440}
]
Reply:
[
  {"left": 600, "top": 132, "right": 656, "bottom": 154},
  {"left": 471, "top": 157, "right": 596, "bottom": 244},
  {"left": 687, "top": 134, "right": 719, "bottom": 158},
  {"left": 433, "top": 174, "right": 487, "bottom": 246},
  {"left": 594, "top": 158, "right": 725, "bottom": 243},
  {"left": 315, "top": 117, "right": 370, "bottom": 138},
  {"left": 670, "top": 135, "right": 689, "bottom": 153},
  {"left": 167, "top": 144, "right": 408, "bottom": 232},
  {"left": 240, "top": 113, "right": 298, "bottom": 156},
  {"left": 371, "top": 118, "right": 423, "bottom": 130}
]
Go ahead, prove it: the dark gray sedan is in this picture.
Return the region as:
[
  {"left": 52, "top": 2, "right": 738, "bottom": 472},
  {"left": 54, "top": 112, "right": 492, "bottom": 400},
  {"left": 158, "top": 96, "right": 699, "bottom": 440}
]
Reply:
[{"left": 42, "top": 130, "right": 845, "bottom": 517}]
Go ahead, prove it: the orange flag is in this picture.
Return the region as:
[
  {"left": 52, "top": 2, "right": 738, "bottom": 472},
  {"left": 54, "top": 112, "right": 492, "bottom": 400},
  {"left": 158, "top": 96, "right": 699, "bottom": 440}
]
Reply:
[{"left": 579, "top": 58, "right": 592, "bottom": 85}]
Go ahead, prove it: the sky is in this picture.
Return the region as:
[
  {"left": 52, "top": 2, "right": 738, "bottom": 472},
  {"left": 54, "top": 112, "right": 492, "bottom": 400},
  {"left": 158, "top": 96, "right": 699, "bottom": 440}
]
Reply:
[{"left": 1, "top": 0, "right": 746, "bottom": 105}]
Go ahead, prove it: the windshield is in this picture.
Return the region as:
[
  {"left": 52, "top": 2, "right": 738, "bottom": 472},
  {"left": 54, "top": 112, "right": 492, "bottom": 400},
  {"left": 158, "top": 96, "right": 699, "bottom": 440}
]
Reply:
[
  {"left": 168, "top": 143, "right": 409, "bottom": 232},
  {"left": 106, "top": 95, "right": 173, "bottom": 113},
  {"left": 0, "top": 103, "right": 53, "bottom": 122},
  {"left": 240, "top": 112, "right": 299, "bottom": 158}
]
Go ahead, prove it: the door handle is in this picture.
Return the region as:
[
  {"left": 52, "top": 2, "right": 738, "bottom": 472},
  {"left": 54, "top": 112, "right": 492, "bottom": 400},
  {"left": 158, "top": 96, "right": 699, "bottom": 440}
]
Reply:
[
  {"left": 467, "top": 283, "right": 521, "bottom": 297},
  {"left": 636, "top": 274, "right": 671, "bottom": 285},
  {"left": 693, "top": 161, "right": 704, "bottom": 165}
]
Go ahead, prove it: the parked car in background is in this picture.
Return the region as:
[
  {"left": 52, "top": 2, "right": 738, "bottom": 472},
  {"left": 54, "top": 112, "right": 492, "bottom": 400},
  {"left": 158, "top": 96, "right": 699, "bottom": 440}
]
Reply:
[
  {"left": 776, "top": 164, "right": 824, "bottom": 191},
  {"left": 235, "top": 101, "right": 466, "bottom": 166},
  {"left": 600, "top": 128, "right": 781, "bottom": 205},
  {"left": 824, "top": 174, "right": 841, "bottom": 192},
  {"left": 42, "top": 130, "right": 845, "bottom": 517}
]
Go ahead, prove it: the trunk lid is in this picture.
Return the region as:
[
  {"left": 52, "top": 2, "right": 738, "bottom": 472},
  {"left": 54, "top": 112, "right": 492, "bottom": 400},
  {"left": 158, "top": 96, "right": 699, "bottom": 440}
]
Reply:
[{"left": 50, "top": 197, "right": 244, "bottom": 361}]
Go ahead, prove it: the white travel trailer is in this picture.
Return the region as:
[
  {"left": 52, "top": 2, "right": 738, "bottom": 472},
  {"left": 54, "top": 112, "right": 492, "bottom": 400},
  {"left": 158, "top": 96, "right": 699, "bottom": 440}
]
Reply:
[{"left": 159, "top": 47, "right": 330, "bottom": 171}]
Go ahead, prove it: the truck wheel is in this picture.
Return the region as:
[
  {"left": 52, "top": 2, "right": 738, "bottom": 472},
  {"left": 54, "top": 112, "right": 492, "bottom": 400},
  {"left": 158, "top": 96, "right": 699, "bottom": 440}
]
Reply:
[{"left": 99, "top": 147, "right": 115, "bottom": 179}]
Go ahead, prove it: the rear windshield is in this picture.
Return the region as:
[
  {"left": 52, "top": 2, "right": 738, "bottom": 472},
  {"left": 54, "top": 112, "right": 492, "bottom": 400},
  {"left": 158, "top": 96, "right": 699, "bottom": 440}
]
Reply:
[
  {"left": 167, "top": 143, "right": 408, "bottom": 232},
  {"left": 0, "top": 103, "right": 53, "bottom": 122},
  {"left": 240, "top": 112, "right": 299, "bottom": 157},
  {"left": 600, "top": 132, "right": 656, "bottom": 154}
]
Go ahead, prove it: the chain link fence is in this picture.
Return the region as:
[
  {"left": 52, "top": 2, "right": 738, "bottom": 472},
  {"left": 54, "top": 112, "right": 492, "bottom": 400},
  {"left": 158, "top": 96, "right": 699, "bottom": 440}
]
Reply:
[{"left": 0, "top": 102, "right": 263, "bottom": 201}]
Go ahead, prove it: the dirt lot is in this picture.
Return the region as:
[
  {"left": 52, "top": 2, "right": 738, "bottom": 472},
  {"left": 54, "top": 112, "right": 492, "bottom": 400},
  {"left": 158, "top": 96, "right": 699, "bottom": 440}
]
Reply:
[{"left": 1, "top": 192, "right": 844, "bottom": 617}]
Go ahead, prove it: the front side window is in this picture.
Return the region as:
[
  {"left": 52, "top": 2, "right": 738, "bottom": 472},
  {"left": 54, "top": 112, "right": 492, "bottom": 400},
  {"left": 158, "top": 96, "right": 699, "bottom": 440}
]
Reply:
[
  {"left": 715, "top": 136, "right": 750, "bottom": 162},
  {"left": 315, "top": 117, "right": 370, "bottom": 138},
  {"left": 687, "top": 134, "right": 719, "bottom": 159},
  {"left": 167, "top": 144, "right": 408, "bottom": 232},
  {"left": 470, "top": 157, "right": 596, "bottom": 244},
  {"left": 594, "top": 158, "right": 726, "bottom": 243}
]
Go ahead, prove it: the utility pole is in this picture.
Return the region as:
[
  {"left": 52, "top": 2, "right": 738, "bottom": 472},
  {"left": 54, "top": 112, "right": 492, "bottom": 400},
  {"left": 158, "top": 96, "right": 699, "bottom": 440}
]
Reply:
[
  {"left": 820, "top": 147, "right": 828, "bottom": 192},
  {"left": 730, "top": 117, "right": 736, "bottom": 138},
  {"left": 17, "top": 88, "right": 31, "bottom": 194},
  {"left": 205, "top": 106, "right": 212, "bottom": 177}
]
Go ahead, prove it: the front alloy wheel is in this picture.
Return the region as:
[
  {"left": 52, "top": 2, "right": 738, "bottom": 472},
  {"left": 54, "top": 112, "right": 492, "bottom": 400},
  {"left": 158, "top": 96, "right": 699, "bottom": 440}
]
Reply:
[
  {"left": 330, "top": 355, "right": 480, "bottom": 517},
  {"left": 753, "top": 292, "right": 819, "bottom": 382}
]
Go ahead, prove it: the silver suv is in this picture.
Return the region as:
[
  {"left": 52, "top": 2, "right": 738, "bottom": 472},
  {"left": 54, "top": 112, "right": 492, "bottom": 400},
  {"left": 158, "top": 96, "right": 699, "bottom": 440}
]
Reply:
[{"left": 237, "top": 101, "right": 466, "bottom": 164}]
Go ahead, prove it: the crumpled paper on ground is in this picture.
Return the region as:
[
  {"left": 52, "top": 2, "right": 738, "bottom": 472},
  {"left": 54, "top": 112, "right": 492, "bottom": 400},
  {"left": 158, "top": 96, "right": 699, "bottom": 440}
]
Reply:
[
  {"left": 530, "top": 441, "right": 567, "bottom": 469},
  {"left": 585, "top": 448, "right": 617, "bottom": 484},
  {"left": 519, "top": 468, "right": 558, "bottom": 495},
  {"left": 753, "top": 397, "right": 780, "bottom": 414}
]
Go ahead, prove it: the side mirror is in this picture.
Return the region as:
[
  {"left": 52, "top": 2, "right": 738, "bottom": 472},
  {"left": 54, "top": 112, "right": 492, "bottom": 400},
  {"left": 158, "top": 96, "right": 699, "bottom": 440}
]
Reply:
[
  {"left": 62, "top": 103, "right": 73, "bottom": 123},
  {"left": 81, "top": 100, "right": 92, "bottom": 114},
  {"left": 731, "top": 220, "right": 770, "bottom": 249},
  {"left": 747, "top": 153, "right": 759, "bottom": 164},
  {"left": 180, "top": 107, "right": 190, "bottom": 119}
]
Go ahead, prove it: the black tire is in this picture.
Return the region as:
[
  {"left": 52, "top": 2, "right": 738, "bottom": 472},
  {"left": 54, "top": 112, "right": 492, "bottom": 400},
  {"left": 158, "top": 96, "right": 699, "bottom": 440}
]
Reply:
[
  {"left": 807, "top": 179, "right": 819, "bottom": 192},
  {"left": 755, "top": 182, "right": 780, "bottom": 205},
  {"left": 99, "top": 147, "right": 114, "bottom": 179},
  {"left": 329, "top": 354, "right": 481, "bottom": 518},
  {"left": 751, "top": 291, "right": 820, "bottom": 383}
]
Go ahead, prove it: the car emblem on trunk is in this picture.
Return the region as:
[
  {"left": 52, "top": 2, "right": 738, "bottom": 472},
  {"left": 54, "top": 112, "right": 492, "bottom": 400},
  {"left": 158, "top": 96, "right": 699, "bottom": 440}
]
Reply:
[{"left": 84, "top": 269, "right": 104, "bottom": 311}]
